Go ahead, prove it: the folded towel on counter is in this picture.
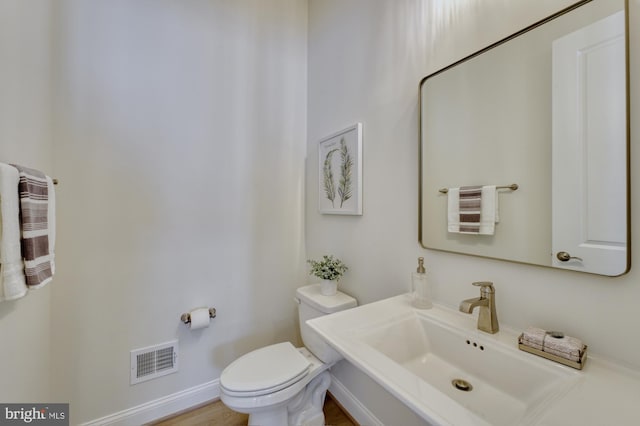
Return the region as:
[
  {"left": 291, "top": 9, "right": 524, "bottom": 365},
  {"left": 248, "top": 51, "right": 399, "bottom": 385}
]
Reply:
[
  {"left": 543, "top": 334, "right": 584, "bottom": 361},
  {"left": 521, "top": 326, "right": 585, "bottom": 362},
  {"left": 520, "top": 340, "right": 582, "bottom": 362},
  {"left": 521, "top": 326, "right": 546, "bottom": 346},
  {"left": 448, "top": 185, "right": 498, "bottom": 235},
  {"left": 11, "top": 164, "right": 55, "bottom": 289},
  {"left": 0, "top": 163, "right": 28, "bottom": 301}
]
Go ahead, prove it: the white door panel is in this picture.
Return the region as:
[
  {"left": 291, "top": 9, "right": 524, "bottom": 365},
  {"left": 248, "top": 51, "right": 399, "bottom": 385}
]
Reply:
[{"left": 552, "top": 10, "right": 627, "bottom": 275}]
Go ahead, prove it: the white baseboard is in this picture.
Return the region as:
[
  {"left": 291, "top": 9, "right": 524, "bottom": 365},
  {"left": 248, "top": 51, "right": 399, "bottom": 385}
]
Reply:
[
  {"left": 80, "top": 374, "right": 381, "bottom": 426},
  {"left": 79, "top": 380, "right": 220, "bottom": 426},
  {"left": 329, "top": 373, "right": 383, "bottom": 426}
]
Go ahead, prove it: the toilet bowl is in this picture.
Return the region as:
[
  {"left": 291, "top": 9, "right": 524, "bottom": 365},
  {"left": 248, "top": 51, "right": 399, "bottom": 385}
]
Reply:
[{"left": 219, "top": 284, "right": 357, "bottom": 426}]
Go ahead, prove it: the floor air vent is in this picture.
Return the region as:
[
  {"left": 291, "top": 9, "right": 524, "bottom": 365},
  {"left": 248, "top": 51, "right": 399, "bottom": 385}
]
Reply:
[{"left": 130, "top": 340, "right": 179, "bottom": 385}]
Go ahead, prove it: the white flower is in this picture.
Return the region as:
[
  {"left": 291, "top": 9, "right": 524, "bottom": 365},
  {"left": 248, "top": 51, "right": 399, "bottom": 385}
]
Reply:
[{"left": 307, "top": 255, "right": 348, "bottom": 281}]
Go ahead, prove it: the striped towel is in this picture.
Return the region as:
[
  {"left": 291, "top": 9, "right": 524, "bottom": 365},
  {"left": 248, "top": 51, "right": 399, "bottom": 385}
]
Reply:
[
  {"left": 447, "top": 185, "right": 497, "bottom": 235},
  {"left": 459, "top": 186, "right": 482, "bottom": 234},
  {"left": 11, "top": 164, "right": 55, "bottom": 288}
]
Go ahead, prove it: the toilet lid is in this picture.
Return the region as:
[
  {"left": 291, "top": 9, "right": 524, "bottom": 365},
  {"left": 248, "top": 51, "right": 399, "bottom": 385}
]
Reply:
[{"left": 220, "top": 342, "right": 311, "bottom": 396}]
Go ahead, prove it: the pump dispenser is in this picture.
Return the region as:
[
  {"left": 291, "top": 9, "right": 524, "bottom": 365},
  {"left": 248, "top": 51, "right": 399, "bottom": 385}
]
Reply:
[{"left": 412, "top": 257, "right": 432, "bottom": 309}]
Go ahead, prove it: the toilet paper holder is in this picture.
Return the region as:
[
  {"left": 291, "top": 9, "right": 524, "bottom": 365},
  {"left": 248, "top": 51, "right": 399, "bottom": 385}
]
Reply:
[{"left": 180, "top": 308, "right": 217, "bottom": 325}]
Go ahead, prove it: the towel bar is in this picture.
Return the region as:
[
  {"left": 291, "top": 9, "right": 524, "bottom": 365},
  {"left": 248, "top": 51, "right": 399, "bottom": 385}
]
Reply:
[{"left": 439, "top": 183, "right": 518, "bottom": 194}]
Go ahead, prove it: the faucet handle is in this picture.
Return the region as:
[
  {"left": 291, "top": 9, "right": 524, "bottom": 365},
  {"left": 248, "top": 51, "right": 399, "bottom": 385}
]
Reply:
[{"left": 472, "top": 281, "right": 495, "bottom": 294}]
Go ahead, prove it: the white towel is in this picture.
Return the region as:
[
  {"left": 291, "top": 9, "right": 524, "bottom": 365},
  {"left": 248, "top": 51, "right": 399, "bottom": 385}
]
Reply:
[
  {"left": 521, "top": 326, "right": 585, "bottom": 362},
  {"left": 447, "top": 185, "right": 498, "bottom": 235},
  {"left": 0, "top": 163, "right": 28, "bottom": 301},
  {"left": 542, "top": 334, "right": 584, "bottom": 360},
  {"left": 521, "top": 326, "right": 547, "bottom": 346}
]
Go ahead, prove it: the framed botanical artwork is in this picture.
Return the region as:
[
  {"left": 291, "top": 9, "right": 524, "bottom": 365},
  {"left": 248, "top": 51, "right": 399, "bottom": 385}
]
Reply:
[{"left": 318, "top": 123, "right": 362, "bottom": 215}]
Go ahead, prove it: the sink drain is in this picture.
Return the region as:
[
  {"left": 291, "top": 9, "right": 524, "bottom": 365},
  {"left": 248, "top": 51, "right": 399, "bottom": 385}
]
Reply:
[{"left": 452, "top": 379, "right": 473, "bottom": 392}]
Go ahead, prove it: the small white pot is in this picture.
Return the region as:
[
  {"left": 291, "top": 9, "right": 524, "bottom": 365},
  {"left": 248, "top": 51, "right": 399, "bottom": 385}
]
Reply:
[{"left": 319, "top": 279, "right": 338, "bottom": 296}]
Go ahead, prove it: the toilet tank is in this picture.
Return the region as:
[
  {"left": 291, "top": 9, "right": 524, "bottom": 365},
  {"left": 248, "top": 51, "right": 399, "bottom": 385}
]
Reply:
[{"left": 295, "top": 284, "right": 357, "bottom": 364}]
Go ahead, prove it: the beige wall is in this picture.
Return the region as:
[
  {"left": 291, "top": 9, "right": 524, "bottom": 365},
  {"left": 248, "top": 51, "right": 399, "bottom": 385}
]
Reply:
[
  {"left": 47, "top": 0, "right": 307, "bottom": 423},
  {"left": 0, "top": 0, "right": 54, "bottom": 403},
  {"left": 1, "top": 1, "right": 308, "bottom": 421}
]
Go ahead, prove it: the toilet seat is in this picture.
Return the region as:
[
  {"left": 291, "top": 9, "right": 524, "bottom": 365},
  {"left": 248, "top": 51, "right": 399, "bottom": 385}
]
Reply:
[{"left": 220, "top": 342, "right": 311, "bottom": 397}]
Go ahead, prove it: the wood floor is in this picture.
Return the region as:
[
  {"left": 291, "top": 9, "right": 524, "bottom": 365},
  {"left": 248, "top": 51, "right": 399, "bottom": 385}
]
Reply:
[{"left": 151, "top": 392, "right": 357, "bottom": 426}]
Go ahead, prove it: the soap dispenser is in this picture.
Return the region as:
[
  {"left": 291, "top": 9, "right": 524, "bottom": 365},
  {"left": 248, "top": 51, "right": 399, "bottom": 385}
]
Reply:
[{"left": 412, "top": 257, "right": 432, "bottom": 309}]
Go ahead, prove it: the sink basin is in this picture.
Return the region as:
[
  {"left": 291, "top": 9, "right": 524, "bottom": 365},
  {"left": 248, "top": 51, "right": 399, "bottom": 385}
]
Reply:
[
  {"left": 308, "top": 295, "right": 581, "bottom": 426},
  {"left": 358, "top": 313, "right": 577, "bottom": 425}
]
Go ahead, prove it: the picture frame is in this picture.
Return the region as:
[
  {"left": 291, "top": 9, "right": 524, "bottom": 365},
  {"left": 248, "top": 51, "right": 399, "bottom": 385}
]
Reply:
[{"left": 318, "top": 123, "right": 363, "bottom": 215}]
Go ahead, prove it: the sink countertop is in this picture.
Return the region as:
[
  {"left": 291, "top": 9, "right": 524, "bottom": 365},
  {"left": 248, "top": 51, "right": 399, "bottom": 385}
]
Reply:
[{"left": 307, "top": 294, "right": 640, "bottom": 426}]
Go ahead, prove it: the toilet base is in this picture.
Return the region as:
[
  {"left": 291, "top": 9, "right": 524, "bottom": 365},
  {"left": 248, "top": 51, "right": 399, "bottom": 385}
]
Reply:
[
  {"left": 287, "top": 370, "right": 331, "bottom": 426},
  {"left": 241, "top": 370, "right": 331, "bottom": 426},
  {"left": 247, "top": 407, "right": 288, "bottom": 426}
]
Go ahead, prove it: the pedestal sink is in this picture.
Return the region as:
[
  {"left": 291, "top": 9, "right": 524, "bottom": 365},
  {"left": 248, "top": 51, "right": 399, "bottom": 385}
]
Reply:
[
  {"left": 307, "top": 295, "right": 581, "bottom": 426},
  {"left": 359, "top": 313, "right": 578, "bottom": 425}
]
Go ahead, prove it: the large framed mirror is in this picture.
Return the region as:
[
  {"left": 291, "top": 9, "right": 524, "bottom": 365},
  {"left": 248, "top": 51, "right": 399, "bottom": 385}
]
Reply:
[{"left": 419, "top": 0, "right": 629, "bottom": 276}]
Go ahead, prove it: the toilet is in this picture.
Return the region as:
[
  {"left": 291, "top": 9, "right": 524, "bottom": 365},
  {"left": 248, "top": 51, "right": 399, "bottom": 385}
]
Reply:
[{"left": 220, "top": 283, "right": 357, "bottom": 426}]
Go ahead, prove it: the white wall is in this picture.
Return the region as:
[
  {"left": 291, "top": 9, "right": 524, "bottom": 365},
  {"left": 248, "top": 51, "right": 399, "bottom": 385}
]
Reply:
[
  {"left": 0, "top": 0, "right": 54, "bottom": 403},
  {"left": 49, "top": 0, "right": 307, "bottom": 423},
  {"left": 307, "top": 0, "right": 640, "bottom": 421}
]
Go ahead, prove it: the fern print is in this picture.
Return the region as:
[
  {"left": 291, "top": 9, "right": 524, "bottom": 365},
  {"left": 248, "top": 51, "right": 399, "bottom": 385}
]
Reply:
[
  {"left": 323, "top": 148, "right": 339, "bottom": 207},
  {"left": 338, "top": 138, "right": 353, "bottom": 207}
]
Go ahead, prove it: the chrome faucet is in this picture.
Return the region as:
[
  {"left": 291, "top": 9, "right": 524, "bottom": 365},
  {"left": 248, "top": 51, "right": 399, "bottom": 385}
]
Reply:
[{"left": 459, "top": 281, "right": 499, "bottom": 334}]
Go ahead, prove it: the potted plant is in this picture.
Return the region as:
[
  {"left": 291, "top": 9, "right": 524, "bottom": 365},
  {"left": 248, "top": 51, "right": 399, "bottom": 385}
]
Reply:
[{"left": 307, "top": 255, "right": 348, "bottom": 295}]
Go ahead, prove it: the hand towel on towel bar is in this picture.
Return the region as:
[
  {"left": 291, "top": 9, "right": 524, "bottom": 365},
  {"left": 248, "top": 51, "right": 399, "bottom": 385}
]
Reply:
[
  {"left": 447, "top": 185, "right": 498, "bottom": 235},
  {"left": 0, "top": 163, "right": 28, "bottom": 301},
  {"left": 11, "top": 164, "right": 55, "bottom": 289}
]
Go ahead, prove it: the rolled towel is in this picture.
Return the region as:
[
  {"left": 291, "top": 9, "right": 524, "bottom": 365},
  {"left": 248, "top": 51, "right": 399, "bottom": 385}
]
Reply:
[
  {"left": 522, "top": 326, "right": 546, "bottom": 346},
  {"left": 543, "top": 334, "right": 584, "bottom": 361},
  {"left": 521, "top": 326, "right": 585, "bottom": 362},
  {"left": 521, "top": 340, "right": 544, "bottom": 351}
]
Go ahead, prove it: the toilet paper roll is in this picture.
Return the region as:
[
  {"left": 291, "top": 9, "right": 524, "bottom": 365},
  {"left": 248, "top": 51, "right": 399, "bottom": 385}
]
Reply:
[{"left": 189, "top": 308, "right": 210, "bottom": 330}]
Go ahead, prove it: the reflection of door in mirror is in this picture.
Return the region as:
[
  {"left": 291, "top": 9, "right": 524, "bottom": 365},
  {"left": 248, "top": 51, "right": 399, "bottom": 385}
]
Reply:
[{"left": 552, "top": 11, "right": 626, "bottom": 275}]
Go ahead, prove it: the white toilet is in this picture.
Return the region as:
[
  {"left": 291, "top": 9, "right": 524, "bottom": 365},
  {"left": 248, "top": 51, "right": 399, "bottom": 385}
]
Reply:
[{"left": 220, "top": 283, "right": 357, "bottom": 426}]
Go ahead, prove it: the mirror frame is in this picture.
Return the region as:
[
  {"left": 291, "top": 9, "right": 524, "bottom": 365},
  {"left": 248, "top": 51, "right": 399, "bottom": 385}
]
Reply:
[{"left": 418, "top": 0, "right": 630, "bottom": 275}]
